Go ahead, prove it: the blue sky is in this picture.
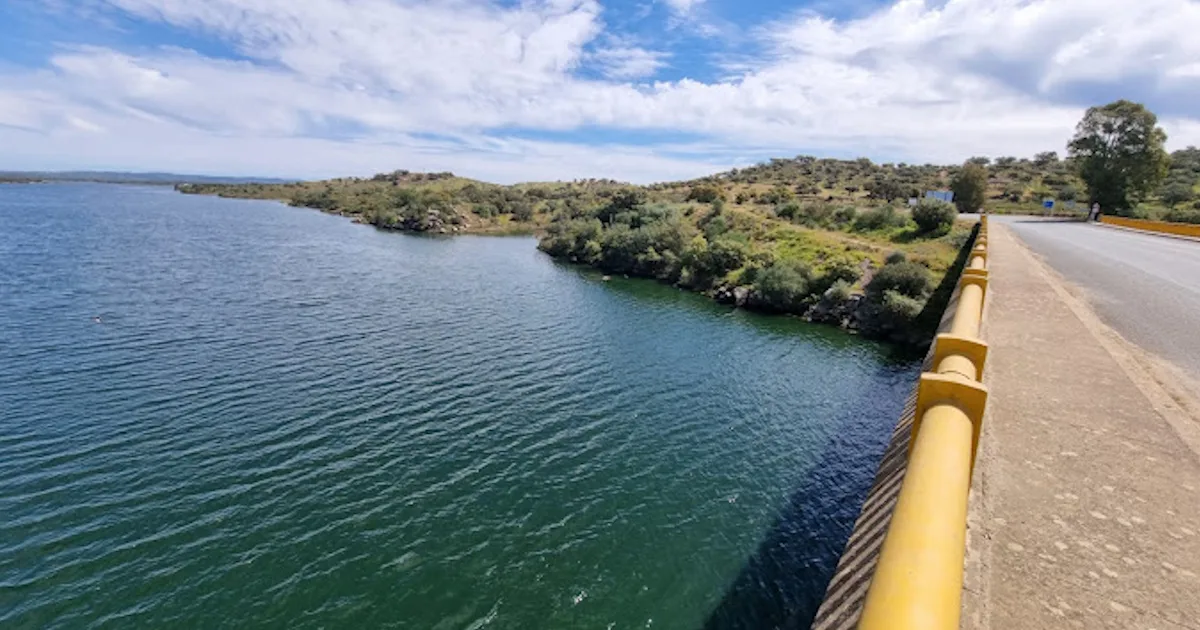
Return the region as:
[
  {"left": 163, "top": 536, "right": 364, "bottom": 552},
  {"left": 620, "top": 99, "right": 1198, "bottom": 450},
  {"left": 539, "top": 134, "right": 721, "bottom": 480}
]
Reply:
[{"left": 1, "top": 0, "right": 1198, "bottom": 183}]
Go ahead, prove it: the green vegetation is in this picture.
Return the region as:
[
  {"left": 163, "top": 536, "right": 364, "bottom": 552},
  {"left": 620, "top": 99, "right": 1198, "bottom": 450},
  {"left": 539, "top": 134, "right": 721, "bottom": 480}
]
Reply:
[
  {"left": 180, "top": 161, "right": 979, "bottom": 345},
  {"left": 911, "top": 199, "right": 957, "bottom": 235},
  {"left": 950, "top": 162, "right": 988, "bottom": 213},
  {"left": 1068, "top": 100, "right": 1169, "bottom": 214},
  {"left": 179, "top": 98, "right": 1200, "bottom": 341},
  {"left": 176, "top": 100, "right": 1200, "bottom": 341}
]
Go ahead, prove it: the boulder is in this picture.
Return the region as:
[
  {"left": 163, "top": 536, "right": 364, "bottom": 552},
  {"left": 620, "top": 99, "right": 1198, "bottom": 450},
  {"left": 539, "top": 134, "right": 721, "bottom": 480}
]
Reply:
[{"left": 732, "top": 286, "right": 751, "bottom": 307}]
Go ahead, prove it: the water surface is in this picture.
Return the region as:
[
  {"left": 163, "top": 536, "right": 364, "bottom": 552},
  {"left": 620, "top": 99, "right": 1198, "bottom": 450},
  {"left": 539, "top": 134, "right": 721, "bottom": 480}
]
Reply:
[{"left": 0, "top": 184, "right": 918, "bottom": 629}]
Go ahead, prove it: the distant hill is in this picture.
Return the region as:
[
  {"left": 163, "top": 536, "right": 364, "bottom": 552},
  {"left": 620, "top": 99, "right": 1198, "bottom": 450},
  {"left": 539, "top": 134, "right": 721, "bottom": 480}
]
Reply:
[{"left": 0, "top": 171, "right": 294, "bottom": 185}]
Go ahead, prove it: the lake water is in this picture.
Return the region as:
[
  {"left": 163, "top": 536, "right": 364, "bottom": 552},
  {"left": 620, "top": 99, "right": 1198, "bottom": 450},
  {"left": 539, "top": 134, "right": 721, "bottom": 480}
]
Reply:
[{"left": 0, "top": 184, "right": 918, "bottom": 629}]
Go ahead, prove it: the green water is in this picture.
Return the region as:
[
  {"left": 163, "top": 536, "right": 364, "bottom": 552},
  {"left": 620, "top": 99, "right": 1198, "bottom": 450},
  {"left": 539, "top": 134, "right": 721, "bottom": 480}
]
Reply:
[{"left": 0, "top": 184, "right": 919, "bottom": 629}]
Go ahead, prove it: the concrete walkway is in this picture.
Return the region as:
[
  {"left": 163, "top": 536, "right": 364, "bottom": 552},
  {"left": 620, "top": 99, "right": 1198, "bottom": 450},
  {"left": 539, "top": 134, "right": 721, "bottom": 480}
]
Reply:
[{"left": 962, "top": 224, "right": 1200, "bottom": 629}]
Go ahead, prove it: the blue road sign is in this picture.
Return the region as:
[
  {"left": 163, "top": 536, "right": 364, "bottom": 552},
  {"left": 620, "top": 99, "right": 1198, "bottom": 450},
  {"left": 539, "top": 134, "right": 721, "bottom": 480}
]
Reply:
[{"left": 1043, "top": 200, "right": 1055, "bottom": 209}]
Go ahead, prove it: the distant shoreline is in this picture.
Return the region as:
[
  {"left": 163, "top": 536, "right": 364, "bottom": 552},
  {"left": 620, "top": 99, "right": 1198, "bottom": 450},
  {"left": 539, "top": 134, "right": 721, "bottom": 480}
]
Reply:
[{"left": 0, "top": 171, "right": 292, "bottom": 187}]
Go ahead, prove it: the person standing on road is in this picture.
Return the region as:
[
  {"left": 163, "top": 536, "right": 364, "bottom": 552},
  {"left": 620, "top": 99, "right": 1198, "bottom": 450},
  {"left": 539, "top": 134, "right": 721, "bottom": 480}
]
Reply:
[{"left": 1089, "top": 202, "right": 1101, "bottom": 222}]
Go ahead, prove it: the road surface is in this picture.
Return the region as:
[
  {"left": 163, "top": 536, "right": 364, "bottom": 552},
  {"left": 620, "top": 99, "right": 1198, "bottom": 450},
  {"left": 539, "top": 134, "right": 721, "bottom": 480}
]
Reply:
[{"left": 997, "top": 217, "right": 1200, "bottom": 381}]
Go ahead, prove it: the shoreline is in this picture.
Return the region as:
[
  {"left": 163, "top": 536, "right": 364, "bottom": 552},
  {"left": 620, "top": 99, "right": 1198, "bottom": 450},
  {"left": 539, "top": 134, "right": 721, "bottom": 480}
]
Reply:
[{"left": 176, "top": 186, "right": 976, "bottom": 349}]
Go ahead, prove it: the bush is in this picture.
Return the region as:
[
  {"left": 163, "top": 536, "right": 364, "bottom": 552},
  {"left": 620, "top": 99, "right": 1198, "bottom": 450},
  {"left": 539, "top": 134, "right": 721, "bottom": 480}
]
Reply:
[
  {"left": 1163, "top": 207, "right": 1200, "bottom": 224},
  {"left": 510, "top": 200, "right": 535, "bottom": 222},
  {"left": 810, "top": 260, "right": 862, "bottom": 295},
  {"left": 687, "top": 184, "right": 725, "bottom": 204},
  {"left": 1161, "top": 182, "right": 1195, "bottom": 208},
  {"left": 776, "top": 201, "right": 802, "bottom": 220},
  {"left": 754, "top": 260, "right": 814, "bottom": 312},
  {"left": 824, "top": 279, "right": 853, "bottom": 302},
  {"left": 853, "top": 205, "right": 904, "bottom": 232},
  {"left": 1057, "top": 184, "right": 1080, "bottom": 202},
  {"left": 880, "top": 289, "right": 925, "bottom": 325},
  {"left": 884, "top": 251, "right": 907, "bottom": 265},
  {"left": 684, "top": 234, "right": 750, "bottom": 282},
  {"left": 911, "top": 199, "right": 956, "bottom": 234},
  {"left": 946, "top": 228, "right": 973, "bottom": 250},
  {"left": 761, "top": 185, "right": 795, "bottom": 205},
  {"left": 868, "top": 261, "right": 932, "bottom": 299},
  {"left": 833, "top": 206, "right": 858, "bottom": 227}
]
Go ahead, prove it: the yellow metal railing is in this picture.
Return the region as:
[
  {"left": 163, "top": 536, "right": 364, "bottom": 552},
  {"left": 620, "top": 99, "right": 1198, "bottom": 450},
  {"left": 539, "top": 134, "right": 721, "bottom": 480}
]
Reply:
[
  {"left": 1100, "top": 215, "right": 1200, "bottom": 239},
  {"left": 857, "top": 216, "right": 990, "bottom": 630}
]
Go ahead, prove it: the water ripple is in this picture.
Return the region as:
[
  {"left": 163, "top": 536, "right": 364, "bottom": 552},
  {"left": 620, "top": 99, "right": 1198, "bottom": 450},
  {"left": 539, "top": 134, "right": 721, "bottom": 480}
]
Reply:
[{"left": 0, "top": 184, "right": 918, "bottom": 630}]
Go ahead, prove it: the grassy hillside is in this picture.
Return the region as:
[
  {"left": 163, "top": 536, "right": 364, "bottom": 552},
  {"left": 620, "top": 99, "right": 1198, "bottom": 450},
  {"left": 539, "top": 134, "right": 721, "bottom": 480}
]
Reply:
[
  {"left": 179, "top": 163, "right": 985, "bottom": 345},
  {"left": 178, "top": 146, "right": 1199, "bottom": 341}
]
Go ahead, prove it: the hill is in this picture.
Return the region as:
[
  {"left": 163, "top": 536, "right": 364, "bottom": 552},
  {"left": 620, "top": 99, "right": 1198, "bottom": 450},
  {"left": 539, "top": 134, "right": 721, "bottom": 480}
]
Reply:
[
  {"left": 169, "top": 150, "right": 1200, "bottom": 344},
  {"left": 179, "top": 164, "right": 981, "bottom": 345}
]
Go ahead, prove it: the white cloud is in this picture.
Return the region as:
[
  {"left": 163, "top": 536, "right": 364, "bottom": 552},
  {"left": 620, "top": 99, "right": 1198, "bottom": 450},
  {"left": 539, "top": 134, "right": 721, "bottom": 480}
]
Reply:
[
  {"left": 2, "top": 0, "right": 1199, "bottom": 183},
  {"left": 662, "top": 0, "right": 705, "bottom": 14},
  {"left": 590, "top": 45, "right": 670, "bottom": 80}
]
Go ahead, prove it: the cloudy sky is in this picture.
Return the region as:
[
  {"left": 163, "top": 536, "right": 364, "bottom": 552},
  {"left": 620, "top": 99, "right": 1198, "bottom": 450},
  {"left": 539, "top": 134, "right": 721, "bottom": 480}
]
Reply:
[{"left": 2, "top": 0, "right": 1199, "bottom": 183}]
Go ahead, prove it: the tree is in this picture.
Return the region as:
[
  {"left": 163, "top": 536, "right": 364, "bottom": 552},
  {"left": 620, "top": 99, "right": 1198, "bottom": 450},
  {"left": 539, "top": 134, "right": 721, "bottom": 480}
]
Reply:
[
  {"left": 1056, "top": 184, "right": 1079, "bottom": 202},
  {"left": 866, "top": 176, "right": 905, "bottom": 202},
  {"left": 1161, "top": 182, "right": 1195, "bottom": 208},
  {"left": 1068, "top": 100, "right": 1169, "bottom": 214},
  {"left": 950, "top": 162, "right": 988, "bottom": 213},
  {"left": 1033, "top": 151, "right": 1059, "bottom": 168}
]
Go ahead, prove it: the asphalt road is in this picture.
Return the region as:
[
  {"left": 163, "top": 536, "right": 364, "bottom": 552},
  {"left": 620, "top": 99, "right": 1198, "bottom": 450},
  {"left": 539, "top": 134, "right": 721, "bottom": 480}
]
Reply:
[{"left": 997, "top": 218, "right": 1200, "bottom": 380}]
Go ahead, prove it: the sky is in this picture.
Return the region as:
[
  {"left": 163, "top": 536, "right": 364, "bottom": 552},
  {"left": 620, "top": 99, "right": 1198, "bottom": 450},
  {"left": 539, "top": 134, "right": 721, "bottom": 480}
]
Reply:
[{"left": 1, "top": 0, "right": 1199, "bottom": 184}]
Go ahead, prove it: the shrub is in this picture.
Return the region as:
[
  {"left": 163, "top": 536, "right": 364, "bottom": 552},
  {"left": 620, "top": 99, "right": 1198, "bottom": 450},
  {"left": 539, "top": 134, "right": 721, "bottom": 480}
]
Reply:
[
  {"left": 853, "top": 205, "right": 904, "bottom": 232},
  {"left": 824, "top": 279, "right": 853, "bottom": 302},
  {"left": 510, "top": 200, "right": 535, "bottom": 222},
  {"left": 687, "top": 184, "right": 725, "bottom": 204},
  {"left": 762, "top": 185, "right": 795, "bottom": 205},
  {"left": 833, "top": 205, "right": 858, "bottom": 227},
  {"left": 703, "top": 214, "right": 730, "bottom": 240},
  {"left": 946, "top": 228, "right": 973, "bottom": 250},
  {"left": 1057, "top": 184, "right": 1080, "bottom": 202},
  {"left": 911, "top": 198, "right": 956, "bottom": 234},
  {"left": 1161, "top": 182, "right": 1195, "bottom": 208},
  {"left": 685, "top": 234, "right": 750, "bottom": 281},
  {"left": 798, "top": 202, "right": 836, "bottom": 227},
  {"left": 776, "top": 201, "right": 802, "bottom": 220},
  {"left": 811, "top": 260, "right": 862, "bottom": 295},
  {"left": 1163, "top": 207, "right": 1200, "bottom": 224},
  {"left": 879, "top": 289, "right": 925, "bottom": 325},
  {"left": 868, "top": 261, "right": 932, "bottom": 299},
  {"left": 884, "top": 251, "right": 907, "bottom": 265},
  {"left": 754, "top": 260, "right": 814, "bottom": 312}
]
